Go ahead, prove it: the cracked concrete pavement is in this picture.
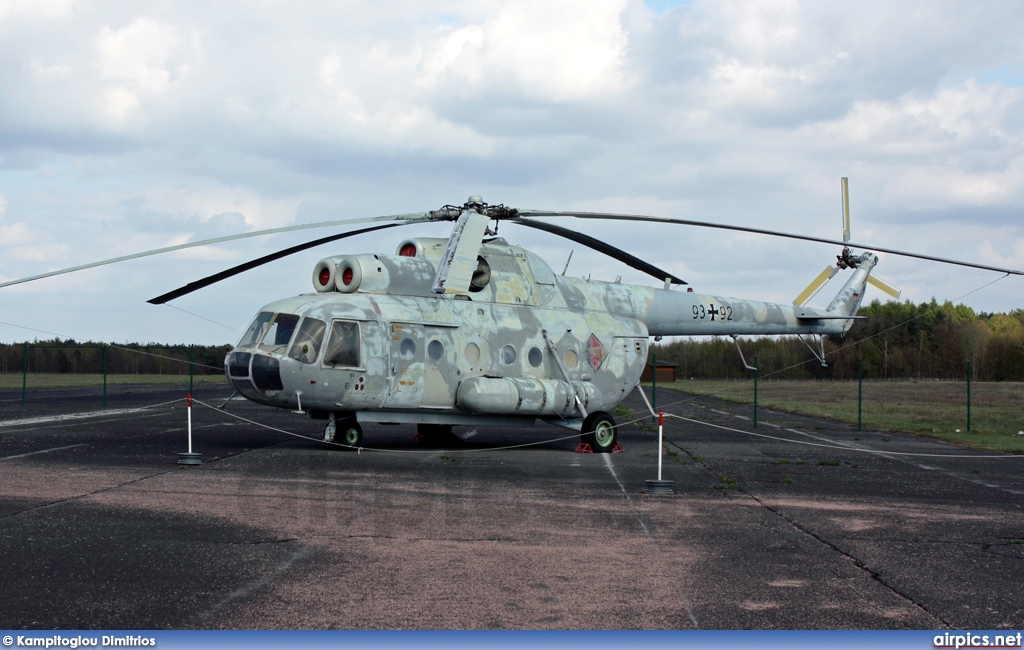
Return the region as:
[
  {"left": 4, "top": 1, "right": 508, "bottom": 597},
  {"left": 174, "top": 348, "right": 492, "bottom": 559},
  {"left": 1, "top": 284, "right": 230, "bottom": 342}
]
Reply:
[{"left": 0, "top": 385, "right": 1022, "bottom": 629}]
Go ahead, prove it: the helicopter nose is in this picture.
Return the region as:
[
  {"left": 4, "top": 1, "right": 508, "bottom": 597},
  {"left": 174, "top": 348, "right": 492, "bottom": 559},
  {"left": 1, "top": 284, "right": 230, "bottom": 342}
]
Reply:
[
  {"left": 227, "top": 351, "right": 251, "bottom": 379},
  {"left": 225, "top": 350, "right": 285, "bottom": 400},
  {"left": 252, "top": 354, "right": 283, "bottom": 392}
]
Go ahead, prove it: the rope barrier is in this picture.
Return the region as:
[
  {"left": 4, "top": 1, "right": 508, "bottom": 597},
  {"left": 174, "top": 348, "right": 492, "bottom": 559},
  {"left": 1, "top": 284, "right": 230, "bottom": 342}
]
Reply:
[
  {"left": 185, "top": 391, "right": 1022, "bottom": 460},
  {"left": 192, "top": 398, "right": 591, "bottom": 454}
]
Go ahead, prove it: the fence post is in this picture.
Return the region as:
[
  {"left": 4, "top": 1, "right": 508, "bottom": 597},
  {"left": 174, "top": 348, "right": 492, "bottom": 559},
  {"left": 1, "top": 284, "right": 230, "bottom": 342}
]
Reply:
[
  {"left": 753, "top": 354, "right": 759, "bottom": 428},
  {"left": 21, "top": 342, "right": 28, "bottom": 406},
  {"left": 967, "top": 360, "right": 972, "bottom": 432},
  {"left": 858, "top": 358, "right": 863, "bottom": 432},
  {"left": 651, "top": 353, "right": 657, "bottom": 423},
  {"left": 189, "top": 344, "right": 195, "bottom": 394},
  {"left": 103, "top": 344, "right": 108, "bottom": 408}
]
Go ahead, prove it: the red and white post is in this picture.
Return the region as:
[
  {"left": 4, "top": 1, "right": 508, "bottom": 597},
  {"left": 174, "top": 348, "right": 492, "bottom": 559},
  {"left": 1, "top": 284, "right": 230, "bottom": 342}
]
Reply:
[
  {"left": 178, "top": 392, "right": 202, "bottom": 466},
  {"left": 645, "top": 408, "right": 673, "bottom": 494},
  {"left": 657, "top": 409, "right": 664, "bottom": 481}
]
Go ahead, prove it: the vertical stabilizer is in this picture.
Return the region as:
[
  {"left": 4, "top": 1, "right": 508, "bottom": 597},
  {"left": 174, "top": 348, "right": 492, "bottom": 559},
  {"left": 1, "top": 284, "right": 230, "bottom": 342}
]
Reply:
[{"left": 826, "top": 252, "right": 878, "bottom": 319}]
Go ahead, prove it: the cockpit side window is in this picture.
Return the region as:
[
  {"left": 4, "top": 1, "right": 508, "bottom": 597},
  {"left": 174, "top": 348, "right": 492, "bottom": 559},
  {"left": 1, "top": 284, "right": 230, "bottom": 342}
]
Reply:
[
  {"left": 239, "top": 312, "right": 274, "bottom": 348},
  {"left": 257, "top": 313, "right": 300, "bottom": 353},
  {"left": 288, "top": 318, "right": 327, "bottom": 364},
  {"left": 323, "top": 320, "right": 360, "bottom": 368}
]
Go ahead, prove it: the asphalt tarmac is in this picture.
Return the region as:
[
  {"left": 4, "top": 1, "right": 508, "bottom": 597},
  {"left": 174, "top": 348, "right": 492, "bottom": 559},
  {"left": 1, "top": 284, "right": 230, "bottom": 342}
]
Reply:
[{"left": 0, "top": 385, "right": 1022, "bottom": 630}]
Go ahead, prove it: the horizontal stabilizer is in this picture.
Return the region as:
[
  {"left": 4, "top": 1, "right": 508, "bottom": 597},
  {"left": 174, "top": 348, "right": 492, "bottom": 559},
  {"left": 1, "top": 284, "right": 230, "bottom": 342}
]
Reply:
[{"left": 796, "top": 314, "right": 867, "bottom": 320}]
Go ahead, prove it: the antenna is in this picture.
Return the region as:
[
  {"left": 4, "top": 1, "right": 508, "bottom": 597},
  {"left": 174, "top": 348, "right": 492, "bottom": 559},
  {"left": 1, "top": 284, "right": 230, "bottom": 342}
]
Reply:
[{"left": 561, "top": 250, "right": 574, "bottom": 275}]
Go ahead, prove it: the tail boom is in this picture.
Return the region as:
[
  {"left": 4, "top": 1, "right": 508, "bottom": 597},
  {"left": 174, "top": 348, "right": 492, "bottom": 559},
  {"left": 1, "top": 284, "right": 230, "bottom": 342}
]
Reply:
[{"left": 638, "top": 253, "right": 877, "bottom": 338}]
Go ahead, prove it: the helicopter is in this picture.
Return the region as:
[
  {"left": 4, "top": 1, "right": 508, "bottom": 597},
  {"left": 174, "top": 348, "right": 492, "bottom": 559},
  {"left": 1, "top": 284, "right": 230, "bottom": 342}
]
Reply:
[{"left": 3, "top": 180, "right": 1021, "bottom": 452}]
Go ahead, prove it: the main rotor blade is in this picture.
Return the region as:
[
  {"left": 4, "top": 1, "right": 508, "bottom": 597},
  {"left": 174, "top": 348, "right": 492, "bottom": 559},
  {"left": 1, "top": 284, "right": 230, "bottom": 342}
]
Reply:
[
  {"left": 148, "top": 223, "right": 406, "bottom": 304},
  {"left": 516, "top": 210, "right": 1024, "bottom": 276},
  {"left": 432, "top": 211, "right": 489, "bottom": 294},
  {"left": 509, "top": 218, "right": 686, "bottom": 285},
  {"left": 0, "top": 212, "right": 431, "bottom": 290}
]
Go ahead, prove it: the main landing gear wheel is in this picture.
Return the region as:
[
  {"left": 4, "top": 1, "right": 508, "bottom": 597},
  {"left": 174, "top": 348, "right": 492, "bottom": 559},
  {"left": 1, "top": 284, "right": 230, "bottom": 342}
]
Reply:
[
  {"left": 325, "top": 418, "right": 362, "bottom": 450},
  {"left": 581, "top": 410, "right": 617, "bottom": 453}
]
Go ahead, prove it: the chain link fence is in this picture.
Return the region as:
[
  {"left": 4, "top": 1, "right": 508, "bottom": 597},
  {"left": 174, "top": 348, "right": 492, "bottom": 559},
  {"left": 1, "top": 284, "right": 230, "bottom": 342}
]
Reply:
[
  {"left": 3, "top": 342, "right": 1021, "bottom": 453},
  {"left": 0, "top": 343, "right": 230, "bottom": 410},
  {"left": 647, "top": 355, "right": 1024, "bottom": 454}
]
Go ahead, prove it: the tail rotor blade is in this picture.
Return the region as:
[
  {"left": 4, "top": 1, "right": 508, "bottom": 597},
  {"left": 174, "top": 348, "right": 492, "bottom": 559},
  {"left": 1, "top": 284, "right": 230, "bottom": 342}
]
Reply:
[
  {"left": 794, "top": 265, "right": 839, "bottom": 307},
  {"left": 841, "top": 177, "right": 851, "bottom": 243},
  {"left": 867, "top": 273, "right": 902, "bottom": 299}
]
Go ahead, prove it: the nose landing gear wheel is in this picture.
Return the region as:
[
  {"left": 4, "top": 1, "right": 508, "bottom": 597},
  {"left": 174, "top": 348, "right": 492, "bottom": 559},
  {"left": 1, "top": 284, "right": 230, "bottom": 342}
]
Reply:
[
  {"left": 340, "top": 421, "right": 363, "bottom": 448},
  {"left": 324, "top": 417, "right": 362, "bottom": 450},
  {"left": 581, "top": 410, "right": 617, "bottom": 453}
]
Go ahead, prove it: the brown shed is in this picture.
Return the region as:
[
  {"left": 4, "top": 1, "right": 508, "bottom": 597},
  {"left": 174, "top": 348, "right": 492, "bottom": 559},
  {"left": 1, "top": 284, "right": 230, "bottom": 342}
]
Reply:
[{"left": 640, "top": 361, "right": 679, "bottom": 382}]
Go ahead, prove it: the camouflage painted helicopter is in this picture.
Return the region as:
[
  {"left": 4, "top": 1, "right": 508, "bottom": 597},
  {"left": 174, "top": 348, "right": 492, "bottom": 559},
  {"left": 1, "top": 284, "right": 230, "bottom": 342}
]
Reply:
[{"left": 4, "top": 180, "right": 1021, "bottom": 451}]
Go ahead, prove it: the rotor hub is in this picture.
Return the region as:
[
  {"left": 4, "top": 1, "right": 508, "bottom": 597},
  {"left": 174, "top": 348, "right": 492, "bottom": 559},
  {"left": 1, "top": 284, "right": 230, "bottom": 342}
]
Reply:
[
  {"left": 836, "top": 247, "right": 869, "bottom": 270},
  {"left": 428, "top": 198, "right": 518, "bottom": 222}
]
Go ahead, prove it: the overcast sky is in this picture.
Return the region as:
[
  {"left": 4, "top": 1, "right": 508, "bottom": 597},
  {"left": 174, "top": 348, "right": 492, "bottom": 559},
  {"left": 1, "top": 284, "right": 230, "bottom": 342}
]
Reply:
[{"left": 1, "top": 0, "right": 1023, "bottom": 345}]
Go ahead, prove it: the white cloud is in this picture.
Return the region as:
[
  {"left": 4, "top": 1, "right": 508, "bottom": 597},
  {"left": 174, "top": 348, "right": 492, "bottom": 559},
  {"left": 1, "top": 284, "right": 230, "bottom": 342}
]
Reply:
[
  {"left": 0, "top": 0, "right": 73, "bottom": 21},
  {"left": 418, "top": 0, "right": 630, "bottom": 100},
  {"left": 144, "top": 186, "right": 302, "bottom": 231},
  {"left": 1, "top": 0, "right": 1023, "bottom": 343},
  {"left": 95, "top": 19, "right": 184, "bottom": 94}
]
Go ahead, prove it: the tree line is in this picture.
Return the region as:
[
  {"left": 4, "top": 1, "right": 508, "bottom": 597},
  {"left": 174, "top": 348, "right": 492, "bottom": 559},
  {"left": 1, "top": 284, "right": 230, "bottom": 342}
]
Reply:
[
  {"left": 652, "top": 300, "right": 1024, "bottom": 382},
  {"left": 4, "top": 299, "right": 1022, "bottom": 381},
  {"left": 0, "top": 340, "right": 231, "bottom": 376}
]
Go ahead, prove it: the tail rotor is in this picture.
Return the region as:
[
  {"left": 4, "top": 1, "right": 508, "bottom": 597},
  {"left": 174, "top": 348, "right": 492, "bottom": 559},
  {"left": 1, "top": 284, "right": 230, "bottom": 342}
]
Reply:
[{"left": 793, "top": 177, "right": 901, "bottom": 307}]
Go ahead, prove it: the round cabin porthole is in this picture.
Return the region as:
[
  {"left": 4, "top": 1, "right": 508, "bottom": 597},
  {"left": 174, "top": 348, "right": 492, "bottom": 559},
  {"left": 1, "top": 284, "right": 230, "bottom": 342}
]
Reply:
[
  {"left": 428, "top": 340, "right": 444, "bottom": 361},
  {"left": 528, "top": 347, "right": 543, "bottom": 368},
  {"left": 564, "top": 349, "right": 579, "bottom": 369},
  {"left": 400, "top": 338, "right": 416, "bottom": 360},
  {"left": 501, "top": 344, "right": 516, "bottom": 365},
  {"left": 465, "top": 342, "right": 481, "bottom": 364}
]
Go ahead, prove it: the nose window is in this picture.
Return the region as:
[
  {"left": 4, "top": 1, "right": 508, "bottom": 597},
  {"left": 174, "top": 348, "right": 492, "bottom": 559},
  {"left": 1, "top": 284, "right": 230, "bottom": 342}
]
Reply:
[
  {"left": 258, "top": 313, "right": 300, "bottom": 353},
  {"left": 239, "top": 312, "right": 274, "bottom": 347}
]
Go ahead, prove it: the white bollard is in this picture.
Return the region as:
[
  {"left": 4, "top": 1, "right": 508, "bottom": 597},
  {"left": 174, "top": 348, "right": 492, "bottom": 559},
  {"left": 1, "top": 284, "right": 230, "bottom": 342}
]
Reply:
[
  {"left": 645, "top": 409, "right": 673, "bottom": 494},
  {"left": 178, "top": 392, "right": 202, "bottom": 466},
  {"left": 658, "top": 409, "right": 664, "bottom": 480}
]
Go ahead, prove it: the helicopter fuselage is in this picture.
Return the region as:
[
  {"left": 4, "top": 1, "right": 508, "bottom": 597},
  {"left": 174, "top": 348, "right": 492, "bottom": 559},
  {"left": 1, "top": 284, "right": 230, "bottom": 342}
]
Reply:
[{"left": 224, "top": 236, "right": 873, "bottom": 442}]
